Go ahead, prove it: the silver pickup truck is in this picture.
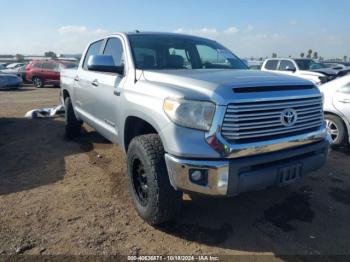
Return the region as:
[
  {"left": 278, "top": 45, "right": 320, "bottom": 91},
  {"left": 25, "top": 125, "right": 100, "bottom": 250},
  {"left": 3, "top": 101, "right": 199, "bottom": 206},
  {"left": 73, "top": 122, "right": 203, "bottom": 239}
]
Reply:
[{"left": 61, "top": 32, "right": 330, "bottom": 225}]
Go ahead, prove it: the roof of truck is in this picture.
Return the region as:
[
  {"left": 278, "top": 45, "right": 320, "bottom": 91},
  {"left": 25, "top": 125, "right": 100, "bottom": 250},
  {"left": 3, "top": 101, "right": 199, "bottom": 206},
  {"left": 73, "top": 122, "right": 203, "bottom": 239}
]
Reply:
[{"left": 114, "top": 31, "right": 215, "bottom": 41}]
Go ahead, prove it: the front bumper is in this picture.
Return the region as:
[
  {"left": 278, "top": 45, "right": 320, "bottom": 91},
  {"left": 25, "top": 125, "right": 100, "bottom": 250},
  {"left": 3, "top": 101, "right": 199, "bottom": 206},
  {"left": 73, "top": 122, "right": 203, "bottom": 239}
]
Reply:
[{"left": 165, "top": 139, "right": 330, "bottom": 196}]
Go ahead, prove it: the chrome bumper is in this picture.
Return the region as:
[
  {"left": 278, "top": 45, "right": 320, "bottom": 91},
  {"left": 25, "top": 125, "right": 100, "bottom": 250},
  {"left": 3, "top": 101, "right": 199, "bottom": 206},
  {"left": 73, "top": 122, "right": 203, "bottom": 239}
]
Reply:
[
  {"left": 165, "top": 139, "right": 330, "bottom": 196},
  {"left": 164, "top": 154, "right": 229, "bottom": 196}
]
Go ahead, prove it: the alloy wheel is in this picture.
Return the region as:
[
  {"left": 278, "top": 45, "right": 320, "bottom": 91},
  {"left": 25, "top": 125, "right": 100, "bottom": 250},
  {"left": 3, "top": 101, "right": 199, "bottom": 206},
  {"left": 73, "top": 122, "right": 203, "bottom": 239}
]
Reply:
[
  {"left": 326, "top": 119, "right": 339, "bottom": 143},
  {"left": 132, "top": 159, "right": 149, "bottom": 206}
]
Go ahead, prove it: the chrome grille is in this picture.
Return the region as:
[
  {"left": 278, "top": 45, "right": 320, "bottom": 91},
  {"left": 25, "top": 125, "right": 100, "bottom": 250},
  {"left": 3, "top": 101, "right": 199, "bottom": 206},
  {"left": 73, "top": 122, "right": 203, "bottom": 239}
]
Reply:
[{"left": 221, "top": 96, "right": 324, "bottom": 142}]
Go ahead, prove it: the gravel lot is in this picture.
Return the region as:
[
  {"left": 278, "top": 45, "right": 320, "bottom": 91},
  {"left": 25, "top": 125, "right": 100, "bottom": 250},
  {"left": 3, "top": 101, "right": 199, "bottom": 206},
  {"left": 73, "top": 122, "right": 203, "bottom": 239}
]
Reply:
[{"left": 0, "top": 85, "right": 350, "bottom": 259}]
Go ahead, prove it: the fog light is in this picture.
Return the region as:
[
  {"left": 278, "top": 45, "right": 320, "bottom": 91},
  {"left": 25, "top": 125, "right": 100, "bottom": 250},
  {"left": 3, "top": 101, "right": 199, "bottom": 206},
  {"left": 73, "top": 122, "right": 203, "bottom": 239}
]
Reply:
[{"left": 189, "top": 169, "right": 208, "bottom": 186}]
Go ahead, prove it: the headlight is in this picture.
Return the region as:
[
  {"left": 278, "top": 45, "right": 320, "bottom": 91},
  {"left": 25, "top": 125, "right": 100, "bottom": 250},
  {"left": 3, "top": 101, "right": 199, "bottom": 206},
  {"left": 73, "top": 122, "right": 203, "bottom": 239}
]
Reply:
[{"left": 163, "top": 98, "right": 215, "bottom": 131}]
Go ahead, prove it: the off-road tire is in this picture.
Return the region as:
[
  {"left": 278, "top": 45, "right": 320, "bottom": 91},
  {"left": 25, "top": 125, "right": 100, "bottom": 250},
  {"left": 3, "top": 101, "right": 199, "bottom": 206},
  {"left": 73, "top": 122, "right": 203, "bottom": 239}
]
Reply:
[
  {"left": 64, "top": 97, "right": 82, "bottom": 139},
  {"left": 325, "top": 114, "right": 348, "bottom": 146},
  {"left": 127, "top": 134, "right": 182, "bottom": 225}
]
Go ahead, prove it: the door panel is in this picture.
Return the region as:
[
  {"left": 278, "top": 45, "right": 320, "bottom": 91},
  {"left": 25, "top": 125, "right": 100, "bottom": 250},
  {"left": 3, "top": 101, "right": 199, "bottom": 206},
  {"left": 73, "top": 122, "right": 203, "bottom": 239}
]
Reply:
[{"left": 333, "top": 83, "right": 350, "bottom": 119}]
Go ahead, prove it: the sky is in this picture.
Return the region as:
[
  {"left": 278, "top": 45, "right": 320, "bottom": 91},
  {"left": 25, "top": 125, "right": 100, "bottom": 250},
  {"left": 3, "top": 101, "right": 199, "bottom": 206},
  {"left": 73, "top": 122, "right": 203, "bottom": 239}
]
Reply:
[{"left": 0, "top": 0, "right": 349, "bottom": 59}]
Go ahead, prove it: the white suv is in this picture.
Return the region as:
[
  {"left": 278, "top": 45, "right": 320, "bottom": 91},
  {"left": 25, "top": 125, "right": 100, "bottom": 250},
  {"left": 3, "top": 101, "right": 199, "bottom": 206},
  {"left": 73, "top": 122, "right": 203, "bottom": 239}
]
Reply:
[{"left": 261, "top": 58, "right": 327, "bottom": 85}]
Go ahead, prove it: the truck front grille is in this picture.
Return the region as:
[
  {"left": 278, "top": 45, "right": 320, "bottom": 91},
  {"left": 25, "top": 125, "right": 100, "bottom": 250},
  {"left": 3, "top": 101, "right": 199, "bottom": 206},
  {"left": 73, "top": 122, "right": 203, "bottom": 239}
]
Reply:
[{"left": 221, "top": 96, "right": 324, "bottom": 143}]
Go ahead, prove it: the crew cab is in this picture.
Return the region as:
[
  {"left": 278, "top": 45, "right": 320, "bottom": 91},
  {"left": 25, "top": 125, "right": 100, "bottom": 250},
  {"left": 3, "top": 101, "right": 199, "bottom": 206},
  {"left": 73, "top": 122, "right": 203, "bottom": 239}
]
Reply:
[
  {"left": 261, "top": 58, "right": 330, "bottom": 85},
  {"left": 61, "top": 32, "right": 330, "bottom": 225}
]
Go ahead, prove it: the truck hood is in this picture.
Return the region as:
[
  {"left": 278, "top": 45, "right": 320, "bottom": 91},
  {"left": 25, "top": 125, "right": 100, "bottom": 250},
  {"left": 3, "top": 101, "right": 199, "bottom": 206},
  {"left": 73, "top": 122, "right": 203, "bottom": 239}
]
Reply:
[
  {"left": 298, "top": 70, "right": 325, "bottom": 77},
  {"left": 142, "top": 69, "right": 316, "bottom": 104},
  {"left": 143, "top": 69, "right": 311, "bottom": 89},
  {"left": 310, "top": 68, "right": 338, "bottom": 76}
]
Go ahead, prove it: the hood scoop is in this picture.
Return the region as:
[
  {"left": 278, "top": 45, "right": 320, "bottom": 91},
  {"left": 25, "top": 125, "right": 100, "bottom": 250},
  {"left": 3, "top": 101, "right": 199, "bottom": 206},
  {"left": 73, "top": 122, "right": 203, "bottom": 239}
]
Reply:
[{"left": 233, "top": 85, "right": 315, "bottom": 93}]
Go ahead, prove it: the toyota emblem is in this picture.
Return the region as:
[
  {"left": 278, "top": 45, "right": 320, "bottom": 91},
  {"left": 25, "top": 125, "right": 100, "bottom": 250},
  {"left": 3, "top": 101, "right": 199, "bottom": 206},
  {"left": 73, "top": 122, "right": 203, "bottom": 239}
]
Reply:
[{"left": 281, "top": 109, "right": 297, "bottom": 127}]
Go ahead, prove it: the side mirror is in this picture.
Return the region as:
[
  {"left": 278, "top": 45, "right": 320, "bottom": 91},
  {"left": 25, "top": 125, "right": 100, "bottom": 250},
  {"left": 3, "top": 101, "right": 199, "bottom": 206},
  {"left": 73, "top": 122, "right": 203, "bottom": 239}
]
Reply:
[{"left": 87, "top": 55, "right": 124, "bottom": 75}]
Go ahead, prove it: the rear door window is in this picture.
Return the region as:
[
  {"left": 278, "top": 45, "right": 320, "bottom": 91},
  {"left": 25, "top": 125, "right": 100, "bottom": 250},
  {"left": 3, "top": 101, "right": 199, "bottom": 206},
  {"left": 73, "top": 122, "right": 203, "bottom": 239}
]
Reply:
[
  {"left": 42, "top": 62, "right": 58, "bottom": 70},
  {"left": 32, "top": 62, "right": 42, "bottom": 68},
  {"left": 279, "top": 60, "right": 296, "bottom": 71},
  {"left": 83, "top": 40, "right": 104, "bottom": 69},
  {"left": 264, "top": 60, "right": 279, "bottom": 70}
]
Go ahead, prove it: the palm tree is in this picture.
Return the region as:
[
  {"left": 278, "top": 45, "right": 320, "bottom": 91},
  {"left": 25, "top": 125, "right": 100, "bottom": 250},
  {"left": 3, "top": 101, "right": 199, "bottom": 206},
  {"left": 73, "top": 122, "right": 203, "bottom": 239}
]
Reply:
[
  {"left": 300, "top": 52, "right": 305, "bottom": 58},
  {"left": 313, "top": 52, "right": 318, "bottom": 60},
  {"left": 307, "top": 49, "right": 313, "bottom": 59}
]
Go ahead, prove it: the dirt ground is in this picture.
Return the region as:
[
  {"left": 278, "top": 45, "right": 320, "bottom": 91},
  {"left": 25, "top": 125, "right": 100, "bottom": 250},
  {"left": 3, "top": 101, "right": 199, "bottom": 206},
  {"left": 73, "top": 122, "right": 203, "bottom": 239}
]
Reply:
[{"left": 0, "top": 85, "right": 350, "bottom": 260}]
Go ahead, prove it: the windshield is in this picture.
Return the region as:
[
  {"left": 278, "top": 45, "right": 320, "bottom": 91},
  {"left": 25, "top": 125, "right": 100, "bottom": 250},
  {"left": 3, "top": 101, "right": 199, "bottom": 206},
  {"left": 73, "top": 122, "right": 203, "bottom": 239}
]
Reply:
[
  {"left": 295, "top": 59, "right": 327, "bottom": 70},
  {"left": 128, "top": 34, "right": 247, "bottom": 70}
]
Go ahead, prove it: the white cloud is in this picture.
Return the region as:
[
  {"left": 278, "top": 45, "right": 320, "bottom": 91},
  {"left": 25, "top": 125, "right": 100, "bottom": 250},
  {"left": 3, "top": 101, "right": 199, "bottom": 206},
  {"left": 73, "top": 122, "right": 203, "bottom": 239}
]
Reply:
[
  {"left": 58, "top": 25, "right": 108, "bottom": 36},
  {"left": 223, "top": 26, "right": 238, "bottom": 35},
  {"left": 243, "top": 25, "right": 254, "bottom": 33},
  {"left": 289, "top": 19, "right": 298, "bottom": 26}
]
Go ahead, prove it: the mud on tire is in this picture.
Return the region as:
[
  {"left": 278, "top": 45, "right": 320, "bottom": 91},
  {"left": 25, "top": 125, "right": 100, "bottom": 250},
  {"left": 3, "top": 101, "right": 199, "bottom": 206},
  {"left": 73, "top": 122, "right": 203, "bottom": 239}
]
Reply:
[
  {"left": 64, "top": 96, "right": 82, "bottom": 139},
  {"left": 127, "top": 134, "right": 182, "bottom": 225}
]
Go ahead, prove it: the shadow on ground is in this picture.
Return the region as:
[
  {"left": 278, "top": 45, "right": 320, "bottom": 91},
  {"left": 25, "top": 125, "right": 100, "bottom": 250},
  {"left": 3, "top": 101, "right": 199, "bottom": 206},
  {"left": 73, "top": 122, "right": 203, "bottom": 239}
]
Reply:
[
  {"left": 157, "top": 147, "right": 350, "bottom": 255},
  {"left": 0, "top": 117, "right": 108, "bottom": 195}
]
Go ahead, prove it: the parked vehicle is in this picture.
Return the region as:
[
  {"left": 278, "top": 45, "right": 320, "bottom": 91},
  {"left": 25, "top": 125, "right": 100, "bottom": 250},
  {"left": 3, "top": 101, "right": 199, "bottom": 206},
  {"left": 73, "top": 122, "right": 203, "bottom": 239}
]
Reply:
[
  {"left": 0, "top": 73, "right": 23, "bottom": 89},
  {"left": 1, "top": 63, "right": 27, "bottom": 79},
  {"left": 0, "top": 63, "right": 7, "bottom": 70},
  {"left": 262, "top": 58, "right": 328, "bottom": 85},
  {"left": 26, "top": 60, "right": 77, "bottom": 88},
  {"left": 61, "top": 32, "right": 330, "bottom": 225},
  {"left": 5, "top": 63, "right": 26, "bottom": 70},
  {"left": 319, "top": 75, "right": 350, "bottom": 146}
]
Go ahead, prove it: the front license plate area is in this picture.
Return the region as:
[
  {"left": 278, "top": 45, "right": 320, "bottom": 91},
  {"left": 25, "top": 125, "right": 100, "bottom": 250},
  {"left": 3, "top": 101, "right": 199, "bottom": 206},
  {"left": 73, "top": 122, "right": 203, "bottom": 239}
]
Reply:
[{"left": 278, "top": 163, "right": 302, "bottom": 186}]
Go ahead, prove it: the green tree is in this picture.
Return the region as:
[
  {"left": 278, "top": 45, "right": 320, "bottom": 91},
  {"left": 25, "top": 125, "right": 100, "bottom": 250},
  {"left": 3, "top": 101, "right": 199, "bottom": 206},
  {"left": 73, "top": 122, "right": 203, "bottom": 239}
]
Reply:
[
  {"left": 300, "top": 52, "right": 305, "bottom": 58},
  {"left": 313, "top": 52, "right": 318, "bottom": 60},
  {"left": 272, "top": 53, "right": 277, "bottom": 58},
  {"left": 44, "top": 51, "right": 57, "bottom": 59}
]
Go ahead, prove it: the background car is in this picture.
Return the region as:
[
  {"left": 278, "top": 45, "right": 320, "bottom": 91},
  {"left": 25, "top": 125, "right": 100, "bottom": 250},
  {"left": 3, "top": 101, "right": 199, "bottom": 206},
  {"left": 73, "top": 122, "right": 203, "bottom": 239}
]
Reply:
[
  {"left": 1, "top": 63, "right": 28, "bottom": 80},
  {"left": 261, "top": 58, "right": 327, "bottom": 85},
  {"left": 25, "top": 60, "right": 77, "bottom": 88},
  {"left": 0, "top": 73, "right": 23, "bottom": 89},
  {"left": 319, "top": 75, "right": 350, "bottom": 146}
]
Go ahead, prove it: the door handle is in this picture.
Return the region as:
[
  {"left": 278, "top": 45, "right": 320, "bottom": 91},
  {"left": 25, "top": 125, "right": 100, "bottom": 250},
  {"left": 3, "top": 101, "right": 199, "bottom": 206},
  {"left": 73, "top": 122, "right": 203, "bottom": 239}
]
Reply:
[
  {"left": 74, "top": 76, "right": 79, "bottom": 82},
  {"left": 91, "top": 79, "right": 99, "bottom": 87},
  {"left": 338, "top": 99, "right": 350, "bottom": 103}
]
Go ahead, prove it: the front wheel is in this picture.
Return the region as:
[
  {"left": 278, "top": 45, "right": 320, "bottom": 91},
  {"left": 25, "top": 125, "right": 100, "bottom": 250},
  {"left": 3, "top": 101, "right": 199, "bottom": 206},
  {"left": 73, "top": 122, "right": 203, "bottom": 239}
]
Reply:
[
  {"left": 127, "top": 134, "right": 182, "bottom": 225},
  {"left": 325, "top": 114, "right": 348, "bottom": 146}
]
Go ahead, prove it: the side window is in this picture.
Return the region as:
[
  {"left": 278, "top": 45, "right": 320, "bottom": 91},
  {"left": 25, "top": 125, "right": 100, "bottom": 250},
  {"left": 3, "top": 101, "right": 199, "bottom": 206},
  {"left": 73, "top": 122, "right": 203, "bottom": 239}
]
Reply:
[
  {"left": 264, "top": 60, "right": 279, "bottom": 70},
  {"left": 103, "top": 38, "right": 124, "bottom": 66},
  {"left": 279, "top": 60, "right": 296, "bottom": 71},
  {"left": 83, "top": 40, "right": 103, "bottom": 69},
  {"left": 32, "top": 62, "right": 42, "bottom": 68},
  {"left": 42, "top": 62, "right": 58, "bottom": 70},
  {"left": 168, "top": 48, "right": 192, "bottom": 69},
  {"left": 340, "top": 82, "right": 350, "bottom": 94}
]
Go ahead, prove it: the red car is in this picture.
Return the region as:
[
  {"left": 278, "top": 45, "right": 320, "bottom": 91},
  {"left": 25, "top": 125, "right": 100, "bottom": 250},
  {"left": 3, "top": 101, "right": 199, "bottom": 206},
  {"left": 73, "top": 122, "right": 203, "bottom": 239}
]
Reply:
[{"left": 26, "top": 60, "right": 77, "bottom": 88}]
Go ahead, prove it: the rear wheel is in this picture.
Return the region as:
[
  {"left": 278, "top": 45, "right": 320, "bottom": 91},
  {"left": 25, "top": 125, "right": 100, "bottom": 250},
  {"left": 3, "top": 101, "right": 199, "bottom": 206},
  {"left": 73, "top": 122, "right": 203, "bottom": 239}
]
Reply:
[
  {"left": 325, "top": 114, "right": 348, "bottom": 146},
  {"left": 32, "top": 76, "right": 44, "bottom": 88},
  {"left": 64, "top": 97, "right": 82, "bottom": 139},
  {"left": 127, "top": 134, "right": 182, "bottom": 225}
]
